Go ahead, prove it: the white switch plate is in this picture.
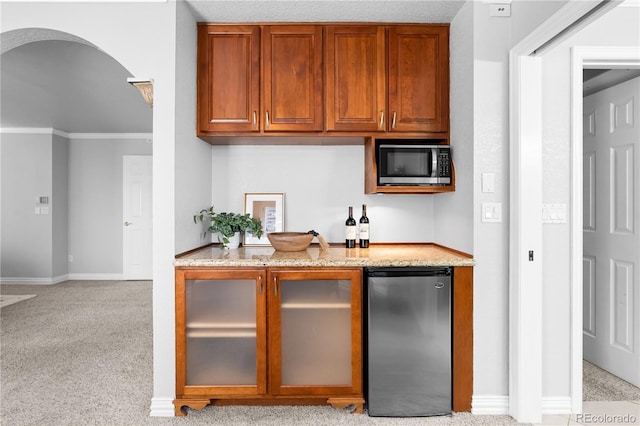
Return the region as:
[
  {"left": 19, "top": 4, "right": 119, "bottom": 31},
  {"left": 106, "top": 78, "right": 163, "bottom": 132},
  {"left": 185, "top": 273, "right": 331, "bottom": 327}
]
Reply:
[
  {"left": 482, "top": 202, "right": 502, "bottom": 223},
  {"left": 542, "top": 204, "right": 567, "bottom": 223},
  {"left": 482, "top": 173, "right": 495, "bottom": 193}
]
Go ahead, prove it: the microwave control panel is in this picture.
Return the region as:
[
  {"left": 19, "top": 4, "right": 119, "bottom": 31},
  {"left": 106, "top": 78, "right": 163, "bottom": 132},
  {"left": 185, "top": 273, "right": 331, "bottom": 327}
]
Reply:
[{"left": 438, "top": 150, "right": 451, "bottom": 177}]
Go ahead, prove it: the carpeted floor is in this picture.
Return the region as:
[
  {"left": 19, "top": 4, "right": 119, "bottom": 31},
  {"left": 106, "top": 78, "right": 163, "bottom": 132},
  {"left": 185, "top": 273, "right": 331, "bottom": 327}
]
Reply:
[
  {"left": 583, "top": 360, "right": 640, "bottom": 401},
  {"left": 1, "top": 280, "right": 637, "bottom": 425}
]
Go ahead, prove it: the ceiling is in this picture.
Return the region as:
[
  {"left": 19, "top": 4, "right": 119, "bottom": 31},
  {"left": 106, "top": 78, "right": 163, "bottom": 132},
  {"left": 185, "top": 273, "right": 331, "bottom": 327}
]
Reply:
[
  {"left": 1, "top": 39, "right": 152, "bottom": 134},
  {"left": 1, "top": 1, "right": 637, "bottom": 134}
]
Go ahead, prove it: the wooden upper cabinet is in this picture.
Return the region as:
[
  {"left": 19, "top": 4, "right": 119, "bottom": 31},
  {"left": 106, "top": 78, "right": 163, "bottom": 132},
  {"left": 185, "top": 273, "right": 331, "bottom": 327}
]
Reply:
[
  {"left": 388, "top": 25, "right": 449, "bottom": 133},
  {"left": 197, "top": 25, "right": 260, "bottom": 133},
  {"left": 262, "top": 26, "right": 324, "bottom": 132},
  {"left": 325, "top": 26, "right": 386, "bottom": 132},
  {"left": 196, "top": 23, "right": 450, "bottom": 139}
]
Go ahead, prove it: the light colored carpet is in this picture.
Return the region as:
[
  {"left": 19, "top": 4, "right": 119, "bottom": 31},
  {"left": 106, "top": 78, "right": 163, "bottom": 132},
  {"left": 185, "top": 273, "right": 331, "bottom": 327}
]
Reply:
[
  {"left": 583, "top": 360, "right": 640, "bottom": 402},
  {"left": 0, "top": 294, "right": 36, "bottom": 308}
]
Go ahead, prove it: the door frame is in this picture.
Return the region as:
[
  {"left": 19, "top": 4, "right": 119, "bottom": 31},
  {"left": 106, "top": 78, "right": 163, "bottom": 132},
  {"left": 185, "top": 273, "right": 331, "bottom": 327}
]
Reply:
[
  {"left": 569, "top": 46, "right": 640, "bottom": 414},
  {"left": 509, "top": 1, "right": 620, "bottom": 422}
]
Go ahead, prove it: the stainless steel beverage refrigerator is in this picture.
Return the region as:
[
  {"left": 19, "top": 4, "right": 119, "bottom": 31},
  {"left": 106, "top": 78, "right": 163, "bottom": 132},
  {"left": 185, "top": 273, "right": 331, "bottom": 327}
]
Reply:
[{"left": 364, "top": 267, "right": 452, "bottom": 417}]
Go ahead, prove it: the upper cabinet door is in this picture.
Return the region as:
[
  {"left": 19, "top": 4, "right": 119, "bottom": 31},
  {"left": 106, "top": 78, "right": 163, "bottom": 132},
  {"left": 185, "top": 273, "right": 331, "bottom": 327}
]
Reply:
[
  {"left": 325, "top": 26, "right": 386, "bottom": 132},
  {"left": 262, "top": 26, "right": 324, "bottom": 132},
  {"left": 197, "top": 25, "right": 261, "bottom": 133},
  {"left": 388, "top": 26, "right": 449, "bottom": 133}
]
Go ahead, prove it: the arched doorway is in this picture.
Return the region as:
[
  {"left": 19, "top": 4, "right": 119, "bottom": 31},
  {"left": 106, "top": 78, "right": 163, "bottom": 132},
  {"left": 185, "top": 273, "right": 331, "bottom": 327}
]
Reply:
[{"left": 1, "top": 30, "right": 153, "bottom": 281}]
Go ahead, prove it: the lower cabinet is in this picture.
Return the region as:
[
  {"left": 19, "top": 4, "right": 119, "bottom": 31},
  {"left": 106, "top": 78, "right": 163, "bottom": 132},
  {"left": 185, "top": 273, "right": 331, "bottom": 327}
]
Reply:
[{"left": 174, "top": 267, "right": 364, "bottom": 416}]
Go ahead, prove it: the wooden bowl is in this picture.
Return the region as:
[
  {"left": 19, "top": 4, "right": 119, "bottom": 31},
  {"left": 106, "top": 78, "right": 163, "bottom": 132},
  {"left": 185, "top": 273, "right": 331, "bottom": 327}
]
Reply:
[{"left": 267, "top": 232, "right": 314, "bottom": 252}]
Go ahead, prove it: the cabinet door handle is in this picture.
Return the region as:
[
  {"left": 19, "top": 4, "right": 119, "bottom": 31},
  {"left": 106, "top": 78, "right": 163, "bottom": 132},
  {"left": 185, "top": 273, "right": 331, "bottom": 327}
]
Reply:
[
  {"left": 273, "top": 276, "right": 278, "bottom": 296},
  {"left": 258, "top": 275, "right": 263, "bottom": 295},
  {"left": 265, "top": 111, "right": 270, "bottom": 129},
  {"left": 253, "top": 111, "right": 257, "bottom": 129},
  {"left": 392, "top": 111, "right": 397, "bottom": 129},
  {"left": 379, "top": 111, "right": 384, "bottom": 129}
]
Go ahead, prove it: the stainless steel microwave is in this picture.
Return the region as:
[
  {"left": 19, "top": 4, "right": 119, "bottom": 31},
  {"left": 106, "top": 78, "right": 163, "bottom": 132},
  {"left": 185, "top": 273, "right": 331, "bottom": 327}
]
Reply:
[{"left": 377, "top": 144, "right": 451, "bottom": 186}]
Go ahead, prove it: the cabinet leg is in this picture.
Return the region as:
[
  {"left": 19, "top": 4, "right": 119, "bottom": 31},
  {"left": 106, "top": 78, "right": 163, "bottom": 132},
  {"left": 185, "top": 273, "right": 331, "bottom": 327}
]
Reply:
[
  {"left": 173, "top": 399, "right": 210, "bottom": 416},
  {"left": 327, "top": 397, "right": 365, "bottom": 414}
]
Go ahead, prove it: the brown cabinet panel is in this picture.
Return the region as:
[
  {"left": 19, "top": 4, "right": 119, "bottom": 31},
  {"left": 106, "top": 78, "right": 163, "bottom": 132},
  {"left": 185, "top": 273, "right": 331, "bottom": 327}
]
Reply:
[
  {"left": 388, "top": 26, "right": 449, "bottom": 133},
  {"left": 325, "top": 26, "right": 386, "bottom": 132},
  {"left": 197, "top": 25, "right": 260, "bottom": 133},
  {"left": 263, "top": 26, "right": 324, "bottom": 131}
]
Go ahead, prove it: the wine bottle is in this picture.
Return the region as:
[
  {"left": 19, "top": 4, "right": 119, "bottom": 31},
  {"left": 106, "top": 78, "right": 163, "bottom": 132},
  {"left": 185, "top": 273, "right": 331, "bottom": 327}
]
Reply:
[
  {"left": 359, "top": 204, "right": 369, "bottom": 248},
  {"left": 345, "top": 206, "right": 356, "bottom": 248}
]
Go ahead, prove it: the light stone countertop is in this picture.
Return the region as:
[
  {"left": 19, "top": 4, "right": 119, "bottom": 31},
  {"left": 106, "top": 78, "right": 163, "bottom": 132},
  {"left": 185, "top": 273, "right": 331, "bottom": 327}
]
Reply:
[{"left": 175, "top": 243, "right": 474, "bottom": 268}]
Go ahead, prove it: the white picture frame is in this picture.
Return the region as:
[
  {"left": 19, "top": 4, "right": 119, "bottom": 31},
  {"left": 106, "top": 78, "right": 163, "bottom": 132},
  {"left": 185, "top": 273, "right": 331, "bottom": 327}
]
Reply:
[{"left": 243, "top": 192, "right": 284, "bottom": 246}]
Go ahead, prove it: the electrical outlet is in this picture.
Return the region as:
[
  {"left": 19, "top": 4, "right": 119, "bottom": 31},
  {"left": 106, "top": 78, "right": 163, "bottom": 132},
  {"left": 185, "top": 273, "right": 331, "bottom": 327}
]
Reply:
[{"left": 490, "top": 4, "right": 511, "bottom": 17}]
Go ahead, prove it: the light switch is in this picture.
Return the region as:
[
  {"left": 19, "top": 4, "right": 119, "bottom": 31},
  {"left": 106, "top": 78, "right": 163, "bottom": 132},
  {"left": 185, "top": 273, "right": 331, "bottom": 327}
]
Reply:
[
  {"left": 542, "top": 204, "right": 567, "bottom": 224},
  {"left": 482, "top": 203, "right": 502, "bottom": 223},
  {"left": 482, "top": 173, "right": 495, "bottom": 193}
]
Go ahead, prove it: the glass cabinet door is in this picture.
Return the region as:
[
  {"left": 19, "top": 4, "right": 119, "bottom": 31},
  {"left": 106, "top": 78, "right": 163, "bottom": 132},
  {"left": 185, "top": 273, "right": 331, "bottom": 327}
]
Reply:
[
  {"left": 176, "top": 269, "right": 266, "bottom": 396},
  {"left": 268, "top": 269, "right": 362, "bottom": 395}
]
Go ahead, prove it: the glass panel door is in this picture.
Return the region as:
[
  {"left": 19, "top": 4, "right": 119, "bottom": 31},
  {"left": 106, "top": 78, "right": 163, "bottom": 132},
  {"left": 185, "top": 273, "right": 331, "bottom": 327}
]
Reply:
[
  {"left": 279, "top": 278, "right": 352, "bottom": 386},
  {"left": 185, "top": 277, "right": 258, "bottom": 386}
]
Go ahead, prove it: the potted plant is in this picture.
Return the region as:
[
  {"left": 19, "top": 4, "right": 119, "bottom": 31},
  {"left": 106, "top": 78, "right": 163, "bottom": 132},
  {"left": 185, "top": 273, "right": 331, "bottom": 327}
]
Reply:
[{"left": 194, "top": 206, "right": 263, "bottom": 249}]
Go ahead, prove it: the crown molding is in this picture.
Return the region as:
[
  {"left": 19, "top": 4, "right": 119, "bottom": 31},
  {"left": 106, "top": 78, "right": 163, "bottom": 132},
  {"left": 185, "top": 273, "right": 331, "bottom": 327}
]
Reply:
[
  {"left": 67, "top": 132, "right": 152, "bottom": 140},
  {"left": 0, "top": 127, "right": 152, "bottom": 141}
]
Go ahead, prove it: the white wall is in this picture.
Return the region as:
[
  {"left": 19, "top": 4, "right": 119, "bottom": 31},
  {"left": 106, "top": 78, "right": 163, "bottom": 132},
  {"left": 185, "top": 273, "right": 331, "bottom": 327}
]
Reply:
[
  {"left": 174, "top": 1, "right": 213, "bottom": 254},
  {"left": 435, "top": 1, "right": 473, "bottom": 254},
  {"left": 0, "top": 132, "right": 54, "bottom": 280},
  {"left": 52, "top": 133, "right": 68, "bottom": 278},
  {"left": 211, "top": 142, "right": 435, "bottom": 243},
  {"left": 539, "top": 4, "right": 640, "bottom": 398}
]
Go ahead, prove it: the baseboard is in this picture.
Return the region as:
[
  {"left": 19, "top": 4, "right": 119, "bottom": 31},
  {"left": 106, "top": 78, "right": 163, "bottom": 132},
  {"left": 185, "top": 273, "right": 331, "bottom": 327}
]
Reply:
[
  {"left": 471, "top": 395, "right": 509, "bottom": 415},
  {"left": 542, "top": 396, "right": 572, "bottom": 414},
  {"left": 0, "top": 275, "right": 67, "bottom": 285},
  {"left": 471, "top": 395, "right": 573, "bottom": 416},
  {"left": 149, "top": 397, "right": 175, "bottom": 417},
  {"left": 1, "top": 273, "right": 124, "bottom": 285}
]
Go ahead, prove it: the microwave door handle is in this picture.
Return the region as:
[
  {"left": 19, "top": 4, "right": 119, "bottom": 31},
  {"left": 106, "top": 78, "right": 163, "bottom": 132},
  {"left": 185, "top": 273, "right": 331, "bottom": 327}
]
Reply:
[{"left": 431, "top": 148, "right": 438, "bottom": 177}]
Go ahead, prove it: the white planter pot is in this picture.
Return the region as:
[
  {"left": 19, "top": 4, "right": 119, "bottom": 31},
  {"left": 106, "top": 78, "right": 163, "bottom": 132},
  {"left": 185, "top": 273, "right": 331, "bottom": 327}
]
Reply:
[{"left": 225, "top": 232, "right": 241, "bottom": 249}]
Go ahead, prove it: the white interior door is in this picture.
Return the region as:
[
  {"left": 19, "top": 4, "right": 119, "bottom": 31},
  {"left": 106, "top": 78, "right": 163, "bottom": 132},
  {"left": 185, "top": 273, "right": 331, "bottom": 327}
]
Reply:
[
  {"left": 123, "top": 155, "right": 152, "bottom": 280},
  {"left": 583, "top": 76, "right": 640, "bottom": 386}
]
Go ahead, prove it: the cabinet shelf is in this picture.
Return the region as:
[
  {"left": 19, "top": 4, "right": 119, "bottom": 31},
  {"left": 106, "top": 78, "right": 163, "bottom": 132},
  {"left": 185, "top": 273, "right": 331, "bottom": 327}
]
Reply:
[
  {"left": 188, "top": 322, "right": 256, "bottom": 329},
  {"left": 187, "top": 322, "right": 257, "bottom": 338},
  {"left": 281, "top": 302, "right": 351, "bottom": 309},
  {"left": 187, "top": 330, "right": 257, "bottom": 338}
]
